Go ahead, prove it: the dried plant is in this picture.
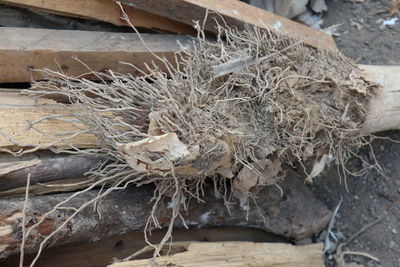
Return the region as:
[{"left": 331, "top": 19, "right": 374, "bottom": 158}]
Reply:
[{"left": 15, "top": 19, "right": 377, "bottom": 266}]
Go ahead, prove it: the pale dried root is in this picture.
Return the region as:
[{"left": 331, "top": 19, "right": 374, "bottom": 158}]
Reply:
[{"left": 15, "top": 21, "right": 382, "bottom": 266}]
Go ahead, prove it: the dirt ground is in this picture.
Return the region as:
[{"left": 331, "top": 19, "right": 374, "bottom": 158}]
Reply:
[{"left": 310, "top": 0, "right": 400, "bottom": 266}]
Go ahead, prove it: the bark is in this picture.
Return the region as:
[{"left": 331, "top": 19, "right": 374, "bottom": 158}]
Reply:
[
  {"left": 0, "top": 172, "right": 331, "bottom": 260},
  {"left": 0, "top": 154, "right": 107, "bottom": 192}
]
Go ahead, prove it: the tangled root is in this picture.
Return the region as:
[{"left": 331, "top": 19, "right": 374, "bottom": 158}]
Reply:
[{"left": 24, "top": 23, "right": 377, "bottom": 263}]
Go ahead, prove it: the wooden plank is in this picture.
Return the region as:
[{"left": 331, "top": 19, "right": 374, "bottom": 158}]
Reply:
[
  {"left": 0, "top": 91, "right": 98, "bottom": 149},
  {"left": 0, "top": 0, "right": 195, "bottom": 34},
  {"left": 118, "top": 0, "right": 336, "bottom": 50},
  {"left": 0, "top": 27, "right": 192, "bottom": 82},
  {"left": 108, "top": 242, "right": 324, "bottom": 267}
]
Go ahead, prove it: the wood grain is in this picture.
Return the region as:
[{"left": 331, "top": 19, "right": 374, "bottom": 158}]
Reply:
[
  {"left": 109, "top": 242, "right": 324, "bottom": 267},
  {"left": 0, "top": 0, "right": 195, "bottom": 34},
  {"left": 0, "top": 27, "right": 192, "bottom": 82},
  {"left": 361, "top": 65, "right": 400, "bottom": 134},
  {"left": 119, "top": 0, "right": 336, "bottom": 50},
  {"left": 0, "top": 91, "right": 97, "bottom": 149}
]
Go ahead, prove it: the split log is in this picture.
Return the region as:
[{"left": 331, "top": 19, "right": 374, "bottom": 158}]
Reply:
[
  {"left": 108, "top": 242, "right": 324, "bottom": 267},
  {"left": 0, "top": 173, "right": 332, "bottom": 260},
  {"left": 0, "top": 0, "right": 195, "bottom": 34},
  {"left": 0, "top": 27, "right": 192, "bottom": 82},
  {"left": 0, "top": 91, "right": 97, "bottom": 149},
  {"left": 118, "top": 0, "right": 336, "bottom": 50}
]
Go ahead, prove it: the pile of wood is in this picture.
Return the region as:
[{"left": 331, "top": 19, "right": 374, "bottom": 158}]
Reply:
[{"left": 0, "top": 1, "right": 399, "bottom": 266}]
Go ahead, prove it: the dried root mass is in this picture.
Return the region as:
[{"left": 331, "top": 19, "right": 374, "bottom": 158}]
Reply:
[
  {"left": 25, "top": 24, "right": 377, "bottom": 261},
  {"left": 33, "top": 25, "right": 376, "bottom": 189}
]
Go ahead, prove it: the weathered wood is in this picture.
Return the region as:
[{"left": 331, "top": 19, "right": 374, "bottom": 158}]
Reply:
[
  {"left": 109, "top": 242, "right": 324, "bottom": 267},
  {"left": 0, "top": 0, "right": 195, "bottom": 34},
  {"left": 0, "top": 91, "right": 97, "bottom": 149},
  {"left": 0, "top": 154, "right": 107, "bottom": 192},
  {"left": 0, "top": 174, "right": 331, "bottom": 260},
  {"left": 0, "top": 27, "right": 192, "bottom": 82},
  {"left": 118, "top": 0, "right": 336, "bottom": 50},
  {"left": 361, "top": 65, "right": 400, "bottom": 134}
]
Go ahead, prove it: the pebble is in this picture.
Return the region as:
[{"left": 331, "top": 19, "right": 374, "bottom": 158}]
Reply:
[{"left": 390, "top": 240, "right": 396, "bottom": 249}]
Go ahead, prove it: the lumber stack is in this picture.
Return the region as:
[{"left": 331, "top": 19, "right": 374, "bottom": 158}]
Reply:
[{"left": 0, "top": 1, "right": 377, "bottom": 266}]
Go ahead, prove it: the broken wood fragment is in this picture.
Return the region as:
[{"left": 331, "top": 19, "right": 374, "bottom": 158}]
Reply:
[
  {"left": 0, "top": 27, "right": 192, "bottom": 82},
  {"left": 0, "top": 91, "right": 98, "bottom": 149},
  {"left": 0, "top": 154, "right": 107, "bottom": 192},
  {"left": 108, "top": 241, "right": 324, "bottom": 267},
  {"left": 0, "top": 173, "right": 331, "bottom": 260},
  {"left": 118, "top": 0, "right": 336, "bottom": 50},
  {"left": 0, "top": 0, "right": 195, "bottom": 34}
]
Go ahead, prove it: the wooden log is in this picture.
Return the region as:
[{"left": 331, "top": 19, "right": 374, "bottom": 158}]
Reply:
[
  {"left": 108, "top": 242, "right": 324, "bottom": 267},
  {"left": 1, "top": 65, "right": 397, "bottom": 150},
  {"left": 0, "top": 0, "right": 195, "bottom": 34},
  {"left": 118, "top": 0, "right": 336, "bottom": 50},
  {"left": 0, "top": 27, "right": 192, "bottom": 82},
  {"left": 0, "top": 173, "right": 332, "bottom": 260}
]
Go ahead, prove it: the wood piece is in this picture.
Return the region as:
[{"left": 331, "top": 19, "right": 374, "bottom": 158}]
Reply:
[
  {"left": 118, "top": 0, "right": 336, "bottom": 50},
  {"left": 0, "top": 154, "right": 107, "bottom": 192},
  {"left": 108, "top": 242, "right": 324, "bottom": 267},
  {"left": 361, "top": 65, "right": 400, "bottom": 134},
  {"left": 0, "top": 173, "right": 331, "bottom": 260},
  {"left": 0, "top": 0, "right": 195, "bottom": 34},
  {"left": 1, "top": 228, "right": 287, "bottom": 267},
  {"left": 0, "top": 177, "right": 92, "bottom": 198},
  {"left": 0, "top": 27, "right": 192, "bottom": 82},
  {"left": 0, "top": 91, "right": 97, "bottom": 149}
]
